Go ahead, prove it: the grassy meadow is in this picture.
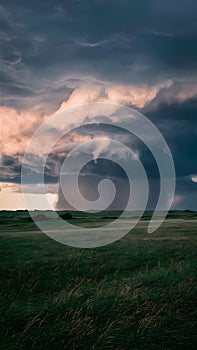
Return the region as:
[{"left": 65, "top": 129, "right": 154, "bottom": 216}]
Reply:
[{"left": 0, "top": 211, "right": 197, "bottom": 349}]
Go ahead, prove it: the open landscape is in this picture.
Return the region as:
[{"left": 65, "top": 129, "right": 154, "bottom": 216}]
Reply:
[
  {"left": 0, "top": 211, "right": 196, "bottom": 350},
  {"left": 1, "top": 1, "right": 197, "bottom": 349}
]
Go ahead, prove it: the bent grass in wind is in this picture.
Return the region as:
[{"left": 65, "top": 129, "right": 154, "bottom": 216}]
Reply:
[{"left": 0, "top": 211, "right": 197, "bottom": 350}]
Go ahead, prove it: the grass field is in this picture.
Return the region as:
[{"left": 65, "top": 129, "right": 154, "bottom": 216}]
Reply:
[{"left": 0, "top": 211, "right": 197, "bottom": 349}]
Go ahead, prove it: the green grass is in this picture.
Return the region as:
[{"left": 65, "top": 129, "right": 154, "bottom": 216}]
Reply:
[{"left": 0, "top": 213, "right": 197, "bottom": 349}]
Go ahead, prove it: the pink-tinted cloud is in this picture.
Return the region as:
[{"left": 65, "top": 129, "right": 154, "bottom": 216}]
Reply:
[
  {"left": 58, "top": 81, "right": 172, "bottom": 110},
  {"left": 1, "top": 80, "right": 196, "bottom": 160},
  {"left": 0, "top": 107, "right": 41, "bottom": 156}
]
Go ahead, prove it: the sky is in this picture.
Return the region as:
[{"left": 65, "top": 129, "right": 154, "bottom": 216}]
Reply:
[{"left": 0, "top": 0, "right": 197, "bottom": 211}]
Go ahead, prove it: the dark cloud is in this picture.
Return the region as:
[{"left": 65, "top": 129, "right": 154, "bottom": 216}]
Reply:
[
  {"left": 0, "top": 155, "right": 21, "bottom": 179},
  {"left": 144, "top": 99, "right": 197, "bottom": 178},
  {"left": 0, "top": 0, "right": 197, "bottom": 209},
  {"left": 1, "top": 0, "right": 197, "bottom": 111},
  {"left": 173, "top": 176, "right": 197, "bottom": 210}
]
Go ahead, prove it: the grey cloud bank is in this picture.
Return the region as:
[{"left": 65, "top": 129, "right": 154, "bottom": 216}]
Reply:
[{"left": 0, "top": 0, "right": 197, "bottom": 210}]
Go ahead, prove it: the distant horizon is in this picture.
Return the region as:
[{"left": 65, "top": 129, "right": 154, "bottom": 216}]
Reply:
[{"left": 1, "top": 209, "right": 196, "bottom": 213}]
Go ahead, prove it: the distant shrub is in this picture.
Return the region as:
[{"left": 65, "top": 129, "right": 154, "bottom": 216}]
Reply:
[
  {"left": 14, "top": 216, "right": 34, "bottom": 223},
  {"left": 59, "top": 212, "right": 73, "bottom": 220},
  {"left": 33, "top": 214, "right": 48, "bottom": 221}
]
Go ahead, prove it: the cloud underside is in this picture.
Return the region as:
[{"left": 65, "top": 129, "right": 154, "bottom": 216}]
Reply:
[{"left": 0, "top": 0, "right": 197, "bottom": 210}]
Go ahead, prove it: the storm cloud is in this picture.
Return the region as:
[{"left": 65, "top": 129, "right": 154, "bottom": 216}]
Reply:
[{"left": 0, "top": 0, "right": 197, "bottom": 210}]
